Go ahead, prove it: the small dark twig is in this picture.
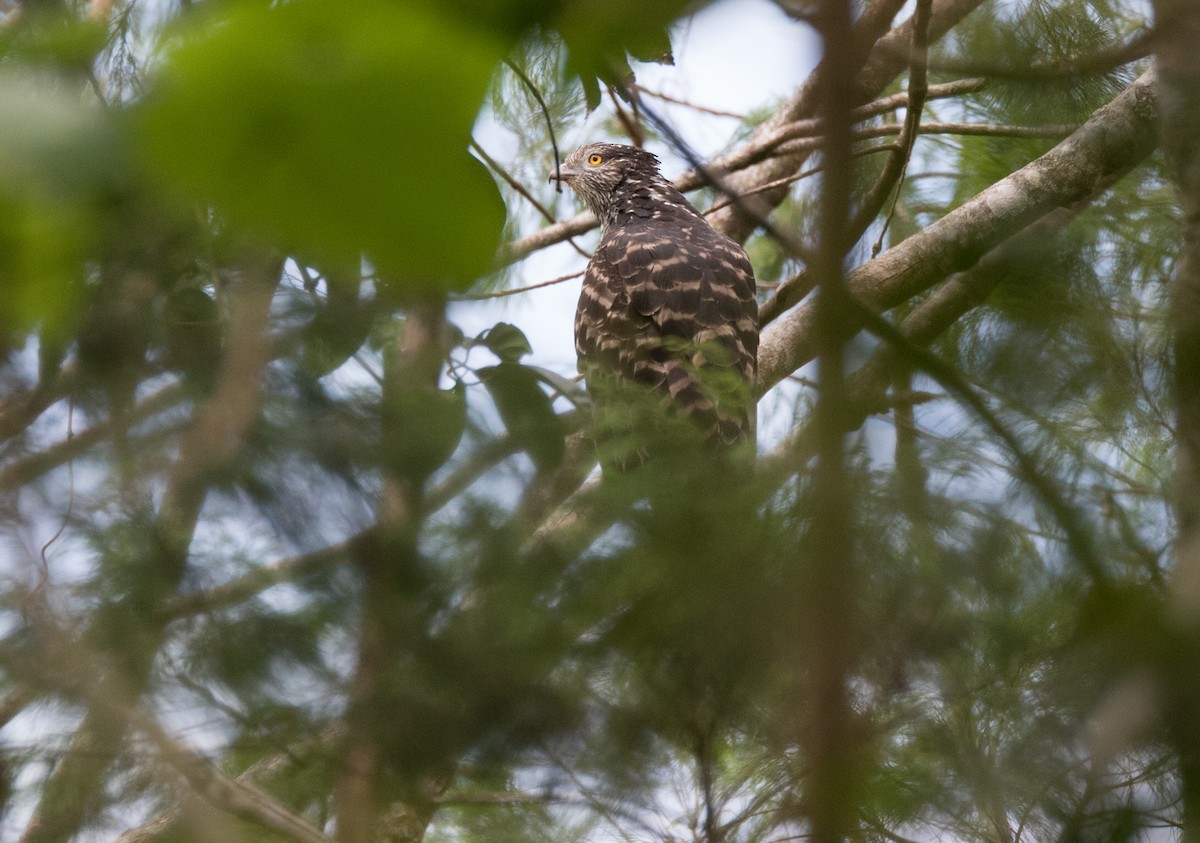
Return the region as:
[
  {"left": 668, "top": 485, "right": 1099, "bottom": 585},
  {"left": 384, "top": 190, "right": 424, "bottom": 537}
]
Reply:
[
  {"left": 454, "top": 269, "right": 585, "bottom": 301},
  {"left": 631, "top": 83, "right": 747, "bottom": 120},
  {"left": 39, "top": 400, "right": 76, "bottom": 567},
  {"left": 504, "top": 58, "right": 564, "bottom": 192},
  {"left": 913, "top": 26, "right": 1156, "bottom": 81},
  {"left": 867, "top": 0, "right": 933, "bottom": 257},
  {"left": 609, "top": 85, "right": 645, "bottom": 147},
  {"left": 704, "top": 142, "right": 901, "bottom": 217},
  {"left": 471, "top": 140, "right": 590, "bottom": 259}
]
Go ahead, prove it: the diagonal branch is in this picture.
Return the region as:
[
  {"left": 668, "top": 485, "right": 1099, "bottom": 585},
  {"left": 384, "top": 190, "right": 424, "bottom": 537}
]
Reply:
[
  {"left": 0, "top": 383, "right": 187, "bottom": 492},
  {"left": 708, "top": 0, "right": 988, "bottom": 242},
  {"left": 759, "top": 0, "right": 936, "bottom": 326},
  {"left": 0, "top": 363, "right": 77, "bottom": 445},
  {"left": 335, "top": 302, "right": 451, "bottom": 843},
  {"left": 125, "top": 704, "right": 331, "bottom": 843},
  {"left": 861, "top": 0, "right": 933, "bottom": 255},
  {"left": 471, "top": 140, "right": 591, "bottom": 260},
  {"left": 14, "top": 593, "right": 331, "bottom": 843},
  {"left": 502, "top": 0, "right": 987, "bottom": 265},
  {"left": 757, "top": 69, "right": 1161, "bottom": 395}
]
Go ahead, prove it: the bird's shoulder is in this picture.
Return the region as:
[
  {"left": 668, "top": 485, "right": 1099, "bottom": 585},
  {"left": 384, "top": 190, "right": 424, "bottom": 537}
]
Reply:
[{"left": 592, "top": 217, "right": 754, "bottom": 293}]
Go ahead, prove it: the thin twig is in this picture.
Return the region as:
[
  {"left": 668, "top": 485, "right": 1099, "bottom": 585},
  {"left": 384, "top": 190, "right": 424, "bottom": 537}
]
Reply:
[
  {"left": 773, "top": 121, "right": 1078, "bottom": 159},
  {"left": 609, "top": 85, "right": 645, "bottom": 147},
  {"left": 703, "top": 143, "right": 901, "bottom": 217},
  {"left": 631, "top": 83, "right": 747, "bottom": 120},
  {"left": 502, "top": 73, "right": 990, "bottom": 265},
  {"left": 165, "top": 535, "right": 363, "bottom": 620},
  {"left": 454, "top": 269, "right": 585, "bottom": 301},
  {"left": 471, "top": 140, "right": 591, "bottom": 259},
  {"left": 38, "top": 401, "right": 76, "bottom": 566},
  {"left": 867, "top": 0, "right": 933, "bottom": 256},
  {"left": 910, "top": 27, "right": 1156, "bottom": 81},
  {"left": 503, "top": 113, "right": 1069, "bottom": 268},
  {"left": 503, "top": 58, "right": 564, "bottom": 192}
]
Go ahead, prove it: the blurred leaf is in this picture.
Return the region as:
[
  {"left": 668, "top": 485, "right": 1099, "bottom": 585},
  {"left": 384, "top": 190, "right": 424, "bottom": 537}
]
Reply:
[
  {"left": 138, "top": 0, "right": 505, "bottom": 290},
  {"left": 301, "top": 272, "right": 374, "bottom": 377},
  {"left": 0, "top": 14, "right": 108, "bottom": 72},
  {"left": 163, "top": 286, "right": 221, "bottom": 390},
  {"left": 553, "top": 0, "right": 689, "bottom": 109},
  {"left": 410, "top": 0, "right": 561, "bottom": 39},
  {"left": 478, "top": 360, "right": 566, "bottom": 470},
  {"left": 383, "top": 378, "right": 468, "bottom": 482},
  {"left": 0, "top": 71, "right": 123, "bottom": 344},
  {"left": 477, "top": 321, "right": 533, "bottom": 362}
]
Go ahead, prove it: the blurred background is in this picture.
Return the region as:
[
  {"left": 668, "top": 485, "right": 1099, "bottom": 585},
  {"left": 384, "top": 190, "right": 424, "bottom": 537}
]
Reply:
[{"left": 0, "top": 1, "right": 1193, "bottom": 842}]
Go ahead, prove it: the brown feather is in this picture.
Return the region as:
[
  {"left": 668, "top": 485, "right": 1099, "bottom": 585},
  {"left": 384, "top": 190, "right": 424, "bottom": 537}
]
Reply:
[{"left": 553, "top": 143, "right": 758, "bottom": 457}]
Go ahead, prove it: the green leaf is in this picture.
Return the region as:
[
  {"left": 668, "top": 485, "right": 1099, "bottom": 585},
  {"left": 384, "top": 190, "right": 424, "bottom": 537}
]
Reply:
[
  {"left": 164, "top": 287, "right": 221, "bottom": 391},
  {"left": 554, "top": 0, "right": 694, "bottom": 106},
  {"left": 383, "top": 379, "right": 468, "bottom": 483},
  {"left": 301, "top": 271, "right": 374, "bottom": 377},
  {"left": 0, "top": 71, "right": 123, "bottom": 342},
  {"left": 478, "top": 322, "right": 533, "bottom": 362},
  {"left": 138, "top": 0, "right": 506, "bottom": 290},
  {"left": 478, "top": 361, "right": 565, "bottom": 471}
]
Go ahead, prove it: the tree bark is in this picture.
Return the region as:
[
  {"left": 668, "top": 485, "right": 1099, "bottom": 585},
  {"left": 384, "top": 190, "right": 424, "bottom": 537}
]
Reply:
[
  {"left": 335, "top": 304, "right": 447, "bottom": 843},
  {"left": 800, "top": 0, "right": 860, "bottom": 838},
  {"left": 1152, "top": 1, "right": 1200, "bottom": 838},
  {"left": 757, "top": 69, "right": 1160, "bottom": 394},
  {"left": 708, "top": 0, "right": 984, "bottom": 241},
  {"left": 1155, "top": 1, "right": 1200, "bottom": 614}
]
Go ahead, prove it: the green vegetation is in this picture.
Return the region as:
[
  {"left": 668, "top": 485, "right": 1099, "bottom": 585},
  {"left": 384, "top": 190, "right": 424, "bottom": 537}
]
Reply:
[{"left": 0, "top": 1, "right": 1195, "bottom": 842}]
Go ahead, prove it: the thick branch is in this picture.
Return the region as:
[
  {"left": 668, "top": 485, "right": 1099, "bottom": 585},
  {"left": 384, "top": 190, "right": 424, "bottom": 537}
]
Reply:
[
  {"left": 708, "top": 0, "right": 987, "bottom": 241},
  {"left": 757, "top": 69, "right": 1160, "bottom": 394},
  {"left": 1152, "top": 0, "right": 1200, "bottom": 835},
  {"left": 335, "top": 303, "right": 449, "bottom": 843},
  {"left": 502, "top": 84, "right": 985, "bottom": 265},
  {"left": 771, "top": 181, "right": 1132, "bottom": 477}
]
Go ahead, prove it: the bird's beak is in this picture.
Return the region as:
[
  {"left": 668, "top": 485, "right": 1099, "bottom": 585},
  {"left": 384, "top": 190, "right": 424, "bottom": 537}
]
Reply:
[{"left": 549, "top": 165, "right": 580, "bottom": 184}]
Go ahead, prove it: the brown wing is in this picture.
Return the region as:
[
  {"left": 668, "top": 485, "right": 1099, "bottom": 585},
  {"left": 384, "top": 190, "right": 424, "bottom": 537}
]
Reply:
[{"left": 575, "top": 217, "right": 758, "bottom": 446}]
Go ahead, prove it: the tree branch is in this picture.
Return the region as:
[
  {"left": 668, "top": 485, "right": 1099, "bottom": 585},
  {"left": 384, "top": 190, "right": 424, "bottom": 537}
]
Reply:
[
  {"left": 19, "top": 257, "right": 282, "bottom": 843},
  {"left": 708, "top": 0, "right": 988, "bottom": 241},
  {"left": 502, "top": 0, "right": 987, "bottom": 266},
  {"left": 0, "top": 383, "right": 187, "bottom": 492},
  {"left": 126, "top": 704, "right": 331, "bottom": 843},
  {"left": 335, "top": 302, "right": 450, "bottom": 843},
  {"left": 1151, "top": 0, "right": 1200, "bottom": 834},
  {"left": 757, "top": 69, "right": 1160, "bottom": 395}
]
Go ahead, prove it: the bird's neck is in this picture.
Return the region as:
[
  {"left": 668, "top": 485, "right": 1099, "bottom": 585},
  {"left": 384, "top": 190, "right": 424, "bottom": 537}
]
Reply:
[{"left": 601, "top": 177, "right": 698, "bottom": 232}]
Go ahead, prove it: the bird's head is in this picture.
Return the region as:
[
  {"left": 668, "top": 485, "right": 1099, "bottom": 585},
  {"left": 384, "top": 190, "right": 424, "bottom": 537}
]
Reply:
[{"left": 549, "top": 143, "right": 664, "bottom": 220}]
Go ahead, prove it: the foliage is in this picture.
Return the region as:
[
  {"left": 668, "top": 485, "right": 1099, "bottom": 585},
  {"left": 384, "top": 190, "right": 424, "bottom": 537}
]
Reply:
[{"left": 0, "top": 1, "right": 1191, "bottom": 842}]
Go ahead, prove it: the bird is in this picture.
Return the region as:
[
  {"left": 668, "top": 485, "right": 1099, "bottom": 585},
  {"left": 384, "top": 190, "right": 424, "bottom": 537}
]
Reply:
[{"left": 549, "top": 142, "right": 758, "bottom": 469}]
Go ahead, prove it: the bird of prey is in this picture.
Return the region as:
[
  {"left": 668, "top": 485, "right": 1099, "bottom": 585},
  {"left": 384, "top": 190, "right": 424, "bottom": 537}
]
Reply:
[{"left": 550, "top": 142, "right": 758, "bottom": 468}]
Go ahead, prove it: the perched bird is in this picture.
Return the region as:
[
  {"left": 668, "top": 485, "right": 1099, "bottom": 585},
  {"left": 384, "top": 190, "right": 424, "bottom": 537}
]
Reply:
[{"left": 550, "top": 143, "right": 758, "bottom": 467}]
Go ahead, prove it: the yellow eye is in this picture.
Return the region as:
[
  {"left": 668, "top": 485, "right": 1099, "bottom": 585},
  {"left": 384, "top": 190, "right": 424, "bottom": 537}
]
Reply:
[{"left": 587, "top": 153, "right": 603, "bottom": 165}]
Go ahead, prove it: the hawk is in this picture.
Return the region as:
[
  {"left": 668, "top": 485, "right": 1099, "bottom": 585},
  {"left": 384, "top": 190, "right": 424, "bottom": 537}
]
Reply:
[{"left": 550, "top": 142, "right": 758, "bottom": 467}]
